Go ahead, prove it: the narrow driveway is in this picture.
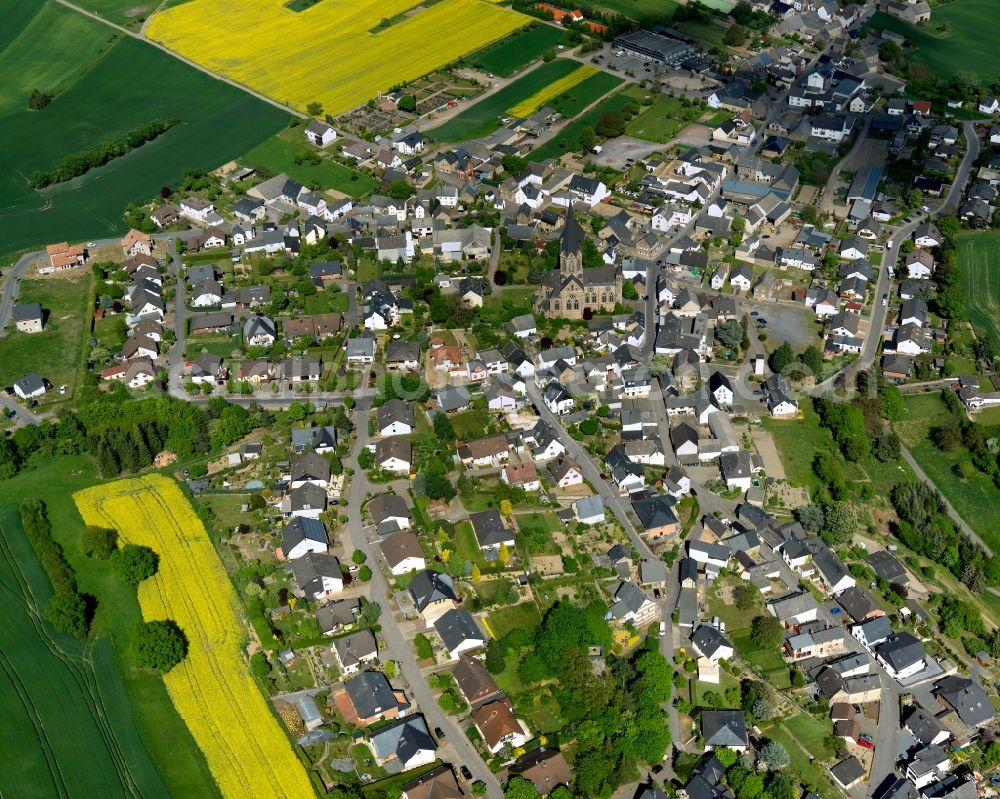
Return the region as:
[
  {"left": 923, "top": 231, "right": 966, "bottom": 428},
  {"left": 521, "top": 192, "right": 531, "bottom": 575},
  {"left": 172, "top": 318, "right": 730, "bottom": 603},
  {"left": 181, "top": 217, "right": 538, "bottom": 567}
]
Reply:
[{"left": 0, "top": 253, "right": 39, "bottom": 337}]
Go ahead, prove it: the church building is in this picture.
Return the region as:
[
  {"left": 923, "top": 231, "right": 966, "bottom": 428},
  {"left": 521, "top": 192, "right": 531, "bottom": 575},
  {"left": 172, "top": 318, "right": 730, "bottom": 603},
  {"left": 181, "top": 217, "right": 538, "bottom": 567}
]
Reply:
[{"left": 534, "top": 207, "right": 622, "bottom": 319}]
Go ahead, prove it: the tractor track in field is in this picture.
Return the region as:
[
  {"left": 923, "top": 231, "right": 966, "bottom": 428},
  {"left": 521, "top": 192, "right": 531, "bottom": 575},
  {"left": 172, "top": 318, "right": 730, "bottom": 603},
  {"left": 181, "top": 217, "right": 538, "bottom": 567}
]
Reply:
[{"left": 0, "top": 513, "right": 157, "bottom": 799}]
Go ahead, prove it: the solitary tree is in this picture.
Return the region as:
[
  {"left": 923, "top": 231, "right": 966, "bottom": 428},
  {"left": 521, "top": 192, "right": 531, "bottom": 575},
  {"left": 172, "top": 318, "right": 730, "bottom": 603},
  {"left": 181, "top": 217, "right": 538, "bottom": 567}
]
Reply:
[
  {"left": 81, "top": 526, "right": 118, "bottom": 559},
  {"left": 130, "top": 620, "right": 188, "bottom": 673},
  {"left": 112, "top": 544, "right": 159, "bottom": 586},
  {"left": 759, "top": 740, "right": 791, "bottom": 770}
]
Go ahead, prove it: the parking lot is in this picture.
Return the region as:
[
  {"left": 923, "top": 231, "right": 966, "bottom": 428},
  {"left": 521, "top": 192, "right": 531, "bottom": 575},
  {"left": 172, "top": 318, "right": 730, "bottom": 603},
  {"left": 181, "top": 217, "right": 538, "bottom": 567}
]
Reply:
[{"left": 751, "top": 302, "right": 819, "bottom": 351}]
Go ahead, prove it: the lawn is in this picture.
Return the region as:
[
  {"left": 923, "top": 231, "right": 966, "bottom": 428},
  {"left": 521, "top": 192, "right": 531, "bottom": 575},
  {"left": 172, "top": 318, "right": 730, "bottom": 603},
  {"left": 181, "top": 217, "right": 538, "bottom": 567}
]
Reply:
[
  {"left": 243, "top": 129, "right": 378, "bottom": 198},
  {"left": 762, "top": 398, "right": 841, "bottom": 492},
  {"left": 482, "top": 287, "right": 536, "bottom": 316},
  {"left": 0, "top": 1, "right": 287, "bottom": 257},
  {"left": 975, "top": 405, "right": 1000, "bottom": 426},
  {"left": 731, "top": 628, "right": 790, "bottom": 687},
  {"left": 785, "top": 713, "right": 834, "bottom": 760},
  {"left": 872, "top": 1, "right": 1000, "bottom": 85},
  {"left": 0, "top": 273, "right": 92, "bottom": 403},
  {"left": 705, "top": 583, "right": 761, "bottom": 632},
  {"left": 428, "top": 59, "right": 582, "bottom": 141},
  {"left": 956, "top": 231, "right": 1000, "bottom": 354},
  {"left": 303, "top": 289, "right": 350, "bottom": 314},
  {"left": 530, "top": 89, "right": 640, "bottom": 160},
  {"left": 516, "top": 511, "right": 562, "bottom": 534},
  {"left": 469, "top": 23, "right": 565, "bottom": 77},
  {"left": 0, "top": 456, "right": 218, "bottom": 799},
  {"left": 691, "top": 670, "right": 740, "bottom": 706},
  {"left": 625, "top": 94, "right": 700, "bottom": 144},
  {"left": 485, "top": 601, "right": 542, "bottom": 638},
  {"left": 450, "top": 410, "right": 490, "bottom": 440},
  {"left": 453, "top": 521, "right": 487, "bottom": 569},
  {"left": 767, "top": 724, "right": 838, "bottom": 799},
  {"left": 895, "top": 393, "right": 1000, "bottom": 553}
]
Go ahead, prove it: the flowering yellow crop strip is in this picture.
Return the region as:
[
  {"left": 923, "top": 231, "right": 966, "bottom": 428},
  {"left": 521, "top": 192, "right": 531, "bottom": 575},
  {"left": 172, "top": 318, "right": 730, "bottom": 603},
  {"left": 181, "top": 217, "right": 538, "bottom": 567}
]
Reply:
[
  {"left": 146, "top": 0, "right": 528, "bottom": 115},
  {"left": 507, "top": 64, "right": 598, "bottom": 117},
  {"left": 74, "top": 476, "right": 315, "bottom": 799}
]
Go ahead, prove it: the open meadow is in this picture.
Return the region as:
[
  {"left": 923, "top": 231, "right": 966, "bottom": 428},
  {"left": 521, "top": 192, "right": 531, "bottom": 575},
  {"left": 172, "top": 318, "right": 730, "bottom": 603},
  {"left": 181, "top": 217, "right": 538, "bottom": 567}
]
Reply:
[
  {"left": 75, "top": 475, "right": 317, "bottom": 799},
  {"left": 872, "top": 0, "right": 1000, "bottom": 84},
  {"left": 957, "top": 231, "right": 1000, "bottom": 354},
  {"left": 0, "top": 1, "right": 286, "bottom": 257},
  {"left": 469, "top": 23, "right": 564, "bottom": 77},
  {"left": 894, "top": 393, "right": 1000, "bottom": 553},
  {"left": 146, "top": 0, "right": 527, "bottom": 115},
  {"left": 592, "top": 0, "right": 680, "bottom": 19},
  {"left": 625, "top": 94, "right": 703, "bottom": 143}
]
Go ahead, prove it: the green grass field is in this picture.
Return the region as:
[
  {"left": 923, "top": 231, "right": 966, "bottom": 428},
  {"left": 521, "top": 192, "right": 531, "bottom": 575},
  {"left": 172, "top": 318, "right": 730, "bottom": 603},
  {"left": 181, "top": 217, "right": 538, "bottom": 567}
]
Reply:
[
  {"left": 428, "top": 59, "right": 581, "bottom": 141},
  {"left": 895, "top": 393, "right": 1000, "bottom": 552},
  {"left": 957, "top": 231, "right": 1000, "bottom": 353},
  {"left": 762, "top": 399, "right": 841, "bottom": 492},
  {"left": 0, "top": 273, "right": 92, "bottom": 402},
  {"left": 593, "top": 0, "right": 680, "bottom": 19},
  {"left": 0, "top": 1, "right": 287, "bottom": 257},
  {"left": 625, "top": 94, "right": 700, "bottom": 143},
  {"left": 243, "top": 129, "right": 377, "bottom": 198},
  {"left": 547, "top": 70, "right": 624, "bottom": 119},
  {"left": 872, "top": 1, "right": 1000, "bottom": 84},
  {"left": 485, "top": 601, "right": 542, "bottom": 638},
  {"left": 531, "top": 89, "right": 640, "bottom": 160},
  {"left": 470, "top": 24, "right": 565, "bottom": 77},
  {"left": 0, "top": 456, "right": 218, "bottom": 799}
]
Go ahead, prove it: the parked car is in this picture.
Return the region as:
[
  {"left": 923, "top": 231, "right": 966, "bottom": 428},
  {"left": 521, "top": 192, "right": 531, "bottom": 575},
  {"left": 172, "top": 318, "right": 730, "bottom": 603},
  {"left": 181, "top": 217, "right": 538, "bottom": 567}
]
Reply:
[
  {"left": 434, "top": 726, "right": 445, "bottom": 740},
  {"left": 659, "top": 621, "right": 667, "bottom": 637},
  {"left": 460, "top": 766, "right": 473, "bottom": 781}
]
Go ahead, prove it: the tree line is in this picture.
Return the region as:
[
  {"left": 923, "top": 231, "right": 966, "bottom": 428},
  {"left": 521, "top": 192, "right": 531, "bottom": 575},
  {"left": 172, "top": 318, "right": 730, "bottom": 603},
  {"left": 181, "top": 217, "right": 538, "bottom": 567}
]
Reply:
[
  {"left": 0, "top": 385, "right": 271, "bottom": 481},
  {"left": 28, "top": 118, "right": 179, "bottom": 189},
  {"left": 20, "top": 499, "right": 91, "bottom": 638}
]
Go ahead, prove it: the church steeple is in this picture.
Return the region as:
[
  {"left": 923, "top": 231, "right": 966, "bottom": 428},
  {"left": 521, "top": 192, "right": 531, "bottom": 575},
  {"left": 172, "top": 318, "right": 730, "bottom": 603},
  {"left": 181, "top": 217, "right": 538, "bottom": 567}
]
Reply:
[{"left": 559, "top": 205, "right": 583, "bottom": 277}]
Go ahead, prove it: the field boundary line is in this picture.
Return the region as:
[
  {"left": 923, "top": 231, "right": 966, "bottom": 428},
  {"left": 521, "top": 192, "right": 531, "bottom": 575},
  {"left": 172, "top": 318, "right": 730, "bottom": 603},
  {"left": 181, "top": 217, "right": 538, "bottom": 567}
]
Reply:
[{"left": 49, "top": 0, "right": 304, "bottom": 118}]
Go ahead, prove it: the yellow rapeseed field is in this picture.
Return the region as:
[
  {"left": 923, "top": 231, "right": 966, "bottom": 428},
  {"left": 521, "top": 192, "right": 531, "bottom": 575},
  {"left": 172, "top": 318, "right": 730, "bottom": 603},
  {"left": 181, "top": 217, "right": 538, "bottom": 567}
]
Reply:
[
  {"left": 508, "top": 64, "right": 598, "bottom": 116},
  {"left": 146, "top": 0, "right": 528, "bottom": 115},
  {"left": 75, "top": 476, "right": 315, "bottom": 799}
]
